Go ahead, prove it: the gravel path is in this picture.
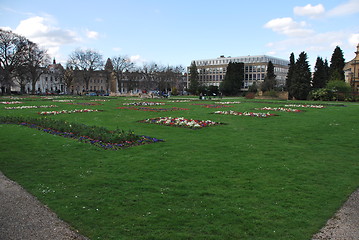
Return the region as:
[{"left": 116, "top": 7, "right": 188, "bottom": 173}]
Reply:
[
  {"left": 0, "top": 171, "right": 88, "bottom": 240},
  {"left": 312, "top": 188, "right": 359, "bottom": 240},
  {"left": 1, "top": 170, "right": 358, "bottom": 240}
]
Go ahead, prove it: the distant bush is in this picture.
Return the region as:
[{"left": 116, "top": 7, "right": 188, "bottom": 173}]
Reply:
[
  {"left": 245, "top": 92, "right": 256, "bottom": 99},
  {"left": 309, "top": 81, "right": 354, "bottom": 101},
  {"left": 309, "top": 88, "right": 333, "bottom": 101},
  {"left": 171, "top": 87, "right": 179, "bottom": 96},
  {"left": 263, "top": 90, "right": 278, "bottom": 98}
]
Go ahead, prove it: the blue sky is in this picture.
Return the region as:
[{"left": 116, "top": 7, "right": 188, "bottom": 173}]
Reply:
[{"left": 1, "top": 0, "right": 358, "bottom": 70}]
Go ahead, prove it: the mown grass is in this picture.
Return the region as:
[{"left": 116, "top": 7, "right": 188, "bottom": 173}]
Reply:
[{"left": 0, "top": 96, "right": 358, "bottom": 240}]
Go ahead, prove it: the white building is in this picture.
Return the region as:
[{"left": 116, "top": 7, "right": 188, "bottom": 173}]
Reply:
[{"left": 188, "top": 55, "right": 289, "bottom": 90}]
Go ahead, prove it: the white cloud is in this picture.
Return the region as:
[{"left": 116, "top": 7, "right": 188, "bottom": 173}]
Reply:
[
  {"left": 264, "top": 17, "right": 314, "bottom": 37},
  {"left": 294, "top": 4, "right": 325, "bottom": 18},
  {"left": 349, "top": 33, "right": 359, "bottom": 46},
  {"left": 264, "top": 30, "right": 357, "bottom": 69},
  {"left": 328, "top": 0, "right": 359, "bottom": 17},
  {"left": 112, "top": 47, "right": 122, "bottom": 52},
  {"left": 12, "top": 16, "right": 80, "bottom": 58},
  {"left": 95, "top": 17, "right": 104, "bottom": 22},
  {"left": 0, "top": 26, "right": 12, "bottom": 31},
  {"left": 266, "top": 51, "right": 277, "bottom": 56},
  {"left": 130, "top": 55, "right": 146, "bottom": 64},
  {"left": 86, "top": 30, "right": 99, "bottom": 39}
]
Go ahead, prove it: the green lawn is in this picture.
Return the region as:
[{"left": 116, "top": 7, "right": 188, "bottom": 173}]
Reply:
[{"left": 0, "top": 95, "right": 358, "bottom": 240}]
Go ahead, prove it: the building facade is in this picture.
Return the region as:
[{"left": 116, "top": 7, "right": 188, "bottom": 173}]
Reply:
[
  {"left": 187, "top": 55, "right": 289, "bottom": 90},
  {"left": 344, "top": 43, "right": 359, "bottom": 91},
  {"left": 23, "top": 60, "right": 65, "bottom": 94}
]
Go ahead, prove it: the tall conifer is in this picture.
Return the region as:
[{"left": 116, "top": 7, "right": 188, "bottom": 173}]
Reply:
[
  {"left": 290, "top": 52, "right": 312, "bottom": 100},
  {"left": 329, "top": 46, "right": 345, "bottom": 81},
  {"left": 220, "top": 62, "right": 244, "bottom": 95},
  {"left": 261, "top": 61, "right": 276, "bottom": 91},
  {"left": 188, "top": 61, "right": 199, "bottom": 94},
  {"left": 312, "top": 57, "right": 328, "bottom": 89},
  {"left": 286, "top": 53, "right": 295, "bottom": 99}
]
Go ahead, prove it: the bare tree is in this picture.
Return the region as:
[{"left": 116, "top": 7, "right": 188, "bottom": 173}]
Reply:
[
  {"left": 67, "top": 49, "right": 103, "bottom": 92},
  {"left": 111, "top": 55, "right": 135, "bottom": 93},
  {"left": 136, "top": 63, "right": 185, "bottom": 94},
  {"left": 140, "top": 62, "right": 159, "bottom": 90},
  {"left": 0, "top": 29, "right": 28, "bottom": 94},
  {"left": 64, "top": 66, "right": 74, "bottom": 94},
  {"left": 24, "top": 42, "right": 50, "bottom": 94},
  {"left": 14, "top": 65, "right": 30, "bottom": 94}
]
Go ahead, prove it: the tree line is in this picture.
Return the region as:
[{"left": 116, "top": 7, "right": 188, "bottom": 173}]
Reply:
[
  {"left": 286, "top": 46, "right": 348, "bottom": 100},
  {"left": 0, "top": 29, "right": 185, "bottom": 95}
]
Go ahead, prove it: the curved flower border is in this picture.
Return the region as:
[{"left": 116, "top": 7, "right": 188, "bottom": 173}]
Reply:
[
  {"left": 213, "top": 110, "right": 277, "bottom": 118},
  {"left": 255, "top": 107, "right": 302, "bottom": 112},
  {"left": 65, "top": 102, "right": 102, "bottom": 106},
  {"left": 117, "top": 107, "right": 189, "bottom": 112},
  {"left": 5, "top": 105, "right": 58, "bottom": 110},
  {"left": 284, "top": 104, "right": 324, "bottom": 109},
  {"left": 214, "top": 101, "right": 241, "bottom": 104},
  {"left": 140, "top": 117, "right": 223, "bottom": 129},
  {"left": 190, "top": 103, "right": 232, "bottom": 108},
  {"left": 1, "top": 101, "right": 23, "bottom": 104},
  {"left": 38, "top": 109, "right": 101, "bottom": 115},
  {"left": 123, "top": 102, "right": 165, "bottom": 106},
  {"left": 52, "top": 99, "right": 74, "bottom": 102}
]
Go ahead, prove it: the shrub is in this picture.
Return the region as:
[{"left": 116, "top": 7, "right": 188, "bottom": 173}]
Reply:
[
  {"left": 326, "top": 80, "right": 351, "bottom": 93},
  {"left": 263, "top": 90, "right": 278, "bottom": 98},
  {"left": 245, "top": 92, "right": 256, "bottom": 99},
  {"left": 309, "top": 88, "right": 333, "bottom": 101},
  {"left": 171, "top": 87, "right": 179, "bottom": 96}
]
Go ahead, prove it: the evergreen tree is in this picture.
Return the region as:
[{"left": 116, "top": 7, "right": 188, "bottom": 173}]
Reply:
[
  {"left": 324, "top": 58, "right": 330, "bottom": 82},
  {"left": 219, "top": 62, "right": 244, "bottom": 95},
  {"left": 329, "top": 46, "right": 345, "bottom": 81},
  {"left": 188, "top": 61, "right": 200, "bottom": 94},
  {"left": 312, "top": 57, "right": 328, "bottom": 89},
  {"left": 261, "top": 61, "right": 276, "bottom": 91},
  {"left": 290, "top": 51, "right": 312, "bottom": 100},
  {"left": 286, "top": 53, "right": 295, "bottom": 99}
]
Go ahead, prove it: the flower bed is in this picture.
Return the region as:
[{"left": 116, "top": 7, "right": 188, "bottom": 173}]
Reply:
[
  {"left": 5, "top": 105, "right": 58, "bottom": 110},
  {"left": 123, "top": 102, "right": 165, "bottom": 106},
  {"left": 140, "top": 117, "right": 223, "bottom": 129},
  {"left": 0, "top": 101, "right": 23, "bottom": 104},
  {"left": 65, "top": 102, "right": 102, "bottom": 106},
  {"left": 214, "top": 101, "right": 241, "bottom": 104},
  {"left": 38, "top": 109, "right": 100, "bottom": 115},
  {"left": 0, "top": 116, "right": 163, "bottom": 150},
  {"left": 90, "top": 99, "right": 109, "bottom": 102},
  {"left": 213, "top": 110, "right": 277, "bottom": 118},
  {"left": 284, "top": 104, "right": 324, "bottom": 109},
  {"left": 255, "top": 107, "right": 302, "bottom": 112},
  {"left": 168, "top": 100, "right": 192, "bottom": 103},
  {"left": 52, "top": 99, "right": 74, "bottom": 102},
  {"left": 117, "top": 107, "right": 189, "bottom": 112},
  {"left": 190, "top": 104, "right": 232, "bottom": 108}
]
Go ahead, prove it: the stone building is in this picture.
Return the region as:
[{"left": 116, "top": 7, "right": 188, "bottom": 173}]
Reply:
[
  {"left": 344, "top": 43, "right": 359, "bottom": 91},
  {"left": 25, "top": 59, "right": 65, "bottom": 94},
  {"left": 187, "top": 55, "right": 289, "bottom": 90}
]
